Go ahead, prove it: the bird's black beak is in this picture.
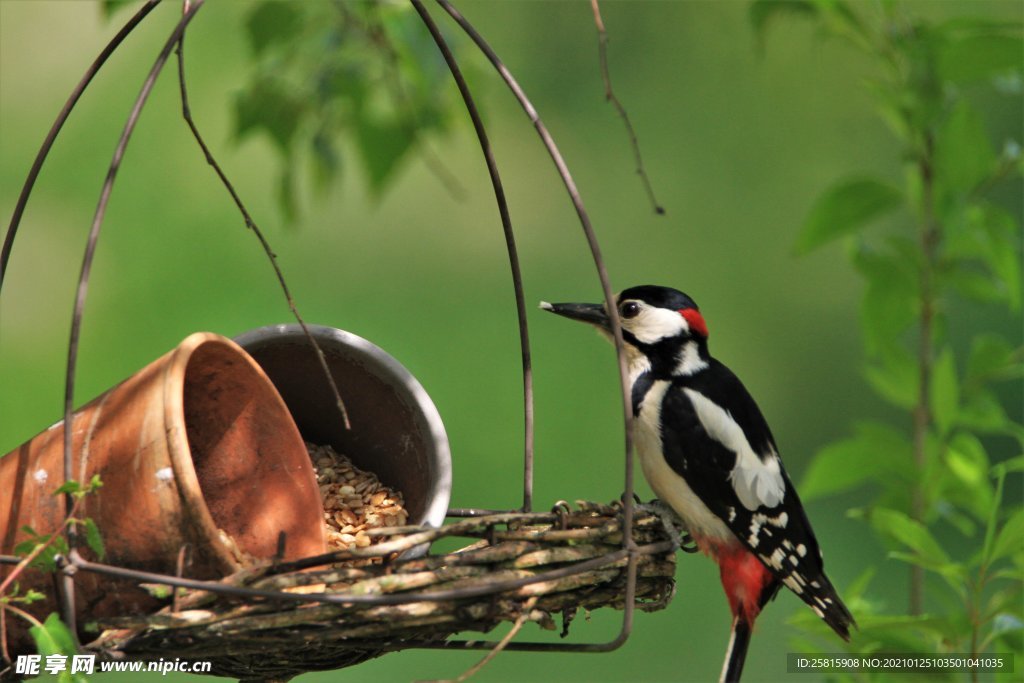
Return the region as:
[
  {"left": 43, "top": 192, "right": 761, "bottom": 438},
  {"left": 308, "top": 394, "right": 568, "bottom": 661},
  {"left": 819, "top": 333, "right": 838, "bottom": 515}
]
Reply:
[{"left": 540, "top": 301, "right": 610, "bottom": 331}]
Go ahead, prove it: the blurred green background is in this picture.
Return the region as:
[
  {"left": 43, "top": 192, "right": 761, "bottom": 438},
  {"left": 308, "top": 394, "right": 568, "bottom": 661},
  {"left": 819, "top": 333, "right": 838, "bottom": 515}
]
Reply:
[{"left": 1, "top": 1, "right": 1020, "bottom": 681}]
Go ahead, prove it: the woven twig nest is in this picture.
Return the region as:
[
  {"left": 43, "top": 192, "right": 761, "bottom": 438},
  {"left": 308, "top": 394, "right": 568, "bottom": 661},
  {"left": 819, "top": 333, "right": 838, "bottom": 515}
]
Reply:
[{"left": 87, "top": 501, "right": 678, "bottom": 680}]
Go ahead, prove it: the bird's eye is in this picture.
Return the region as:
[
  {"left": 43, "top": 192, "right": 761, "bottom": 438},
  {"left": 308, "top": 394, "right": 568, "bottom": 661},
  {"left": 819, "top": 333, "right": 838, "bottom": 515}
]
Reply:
[{"left": 620, "top": 301, "right": 640, "bottom": 319}]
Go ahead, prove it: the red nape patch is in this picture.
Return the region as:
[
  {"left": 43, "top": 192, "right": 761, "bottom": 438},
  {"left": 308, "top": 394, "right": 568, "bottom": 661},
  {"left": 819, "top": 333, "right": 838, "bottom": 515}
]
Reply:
[
  {"left": 679, "top": 308, "right": 709, "bottom": 338},
  {"left": 716, "top": 545, "right": 774, "bottom": 626}
]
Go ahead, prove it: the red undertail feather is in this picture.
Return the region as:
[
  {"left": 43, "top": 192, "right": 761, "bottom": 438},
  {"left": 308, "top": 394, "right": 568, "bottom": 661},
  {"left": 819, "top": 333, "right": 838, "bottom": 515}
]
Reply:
[{"left": 715, "top": 543, "right": 775, "bottom": 627}]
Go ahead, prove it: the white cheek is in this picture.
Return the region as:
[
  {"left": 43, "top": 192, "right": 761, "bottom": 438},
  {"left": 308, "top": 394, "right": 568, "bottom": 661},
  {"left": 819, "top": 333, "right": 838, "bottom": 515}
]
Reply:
[{"left": 630, "top": 308, "right": 688, "bottom": 344}]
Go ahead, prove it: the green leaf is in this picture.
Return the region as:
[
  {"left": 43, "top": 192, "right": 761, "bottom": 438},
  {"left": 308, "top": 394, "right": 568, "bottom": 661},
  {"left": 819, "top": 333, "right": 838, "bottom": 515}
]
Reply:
[
  {"left": 929, "top": 347, "right": 959, "bottom": 436},
  {"left": 246, "top": 1, "right": 305, "bottom": 57},
  {"left": 938, "top": 507, "right": 977, "bottom": 537},
  {"left": 795, "top": 178, "right": 903, "bottom": 254},
  {"left": 959, "top": 390, "right": 1018, "bottom": 436},
  {"left": 864, "top": 79, "right": 913, "bottom": 143},
  {"left": 888, "top": 551, "right": 967, "bottom": 597},
  {"left": 967, "top": 334, "right": 1020, "bottom": 384},
  {"left": 353, "top": 117, "right": 417, "bottom": 196},
  {"left": 30, "top": 613, "right": 77, "bottom": 656},
  {"left": 943, "top": 432, "right": 993, "bottom": 519},
  {"left": 801, "top": 439, "right": 880, "bottom": 500},
  {"left": 749, "top": 0, "right": 818, "bottom": 42},
  {"left": 100, "top": 0, "right": 135, "bottom": 19},
  {"left": 977, "top": 204, "right": 1023, "bottom": 311},
  {"left": 139, "top": 583, "right": 174, "bottom": 600},
  {"left": 946, "top": 434, "right": 989, "bottom": 486},
  {"left": 82, "top": 518, "right": 105, "bottom": 561},
  {"left": 278, "top": 167, "right": 298, "bottom": 224},
  {"left": 864, "top": 347, "right": 918, "bottom": 409},
  {"left": 235, "top": 79, "right": 306, "bottom": 155},
  {"left": 310, "top": 127, "right": 342, "bottom": 194},
  {"left": 855, "top": 243, "right": 919, "bottom": 355},
  {"left": 847, "top": 612, "right": 960, "bottom": 650},
  {"left": 801, "top": 421, "right": 913, "bottom": 499},
  {"left": 938, "top": 34, "right": 1024, "bottom": 84},
  {"left": 934, "top": 100, "right": 996, "bottom": 196},
  {"left": 981, "top": 468, "right": 1005, "bottom": 566},
  {"left": 991, "top": 566, "right": 1024, "bottom": 583},
  {"left": 53, "top": 479, "right": 84, "bottom": 496},
  {"left": 993, "top": 456, "right": 1024, "bottom": 475},
  {"left": 946, "top": 266, "right": 1008, "bottom": 304},
  {"left": 991, "top": 509, "right": 1024, "bottom": 563},
  {"left": 872, "top": 507, "right": 950, "bottom": 566}
]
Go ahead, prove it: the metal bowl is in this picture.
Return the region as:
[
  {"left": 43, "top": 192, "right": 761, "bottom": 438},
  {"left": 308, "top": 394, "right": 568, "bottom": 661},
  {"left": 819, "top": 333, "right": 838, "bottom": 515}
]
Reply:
[{"left": 234, "top": 325, "right": 451, "bottom": 545}]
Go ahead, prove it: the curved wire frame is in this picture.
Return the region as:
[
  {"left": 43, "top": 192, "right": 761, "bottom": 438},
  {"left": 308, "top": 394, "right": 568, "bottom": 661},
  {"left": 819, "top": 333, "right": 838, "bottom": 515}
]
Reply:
[{"left": 0, "top": 0, "right": 660, "bottom": 663}]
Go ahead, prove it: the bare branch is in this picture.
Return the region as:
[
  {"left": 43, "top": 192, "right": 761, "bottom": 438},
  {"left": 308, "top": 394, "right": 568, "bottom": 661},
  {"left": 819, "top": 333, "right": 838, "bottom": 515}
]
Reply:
[
  {"left": 428, "top": 596, "right": 539, "bottom": 683},
  {"left": 590, "top": 0, "right": 664, "bottom": 215},
  {"left": 174, "top": 28, "right": 351, "bottom": 430}
]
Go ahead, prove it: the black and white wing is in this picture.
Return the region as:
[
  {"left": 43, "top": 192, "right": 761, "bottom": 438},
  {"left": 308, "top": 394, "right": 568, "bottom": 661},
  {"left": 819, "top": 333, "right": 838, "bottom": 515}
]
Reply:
[{"left": 659, "top": 359, "right": 854, "bottom": 637}]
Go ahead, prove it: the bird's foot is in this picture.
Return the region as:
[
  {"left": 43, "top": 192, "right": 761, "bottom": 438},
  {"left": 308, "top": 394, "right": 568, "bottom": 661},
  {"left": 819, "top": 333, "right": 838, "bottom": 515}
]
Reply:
[{"left": 636, "top": 499, "right": 699, "bottom": 553}]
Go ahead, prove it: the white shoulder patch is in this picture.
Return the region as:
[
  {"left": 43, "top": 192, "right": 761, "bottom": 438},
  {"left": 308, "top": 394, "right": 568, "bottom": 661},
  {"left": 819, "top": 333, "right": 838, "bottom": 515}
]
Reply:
[{"left": 682, "top": 388, "right": 786, "bottom": 510}]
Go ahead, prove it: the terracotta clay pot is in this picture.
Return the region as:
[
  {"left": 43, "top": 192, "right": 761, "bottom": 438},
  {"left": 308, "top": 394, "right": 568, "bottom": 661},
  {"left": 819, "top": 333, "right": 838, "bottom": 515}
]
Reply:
[{"left": 0, "top": 333, "right": 326, "bottom": 654}]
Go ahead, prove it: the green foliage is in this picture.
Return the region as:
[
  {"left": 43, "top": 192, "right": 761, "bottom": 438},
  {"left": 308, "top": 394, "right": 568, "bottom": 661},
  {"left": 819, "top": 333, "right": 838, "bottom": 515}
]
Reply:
[
  {"left": 232, "top": 0, "right": 471, "bottom": 220},
  {"left": 3, "top": 476, "right": 105, "bottom": 667},
  {"left": 100, "top": 0, "right": 135, "bottom": 19},
  {"left": 30, "top": 614, "right": 88, "bottom": 683},
  {"left": 13, "top": 475, "right": 105, "bottom": 571},
  {"left": 757, "top": 0, "right": 1023, "bottom": 673},
  {"left": 794, "top": 177, "right": 903, "bottom": 255}
]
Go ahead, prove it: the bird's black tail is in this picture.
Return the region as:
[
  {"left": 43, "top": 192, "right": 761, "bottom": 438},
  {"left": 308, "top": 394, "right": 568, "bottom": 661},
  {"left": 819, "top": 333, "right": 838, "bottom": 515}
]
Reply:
[{"left": 719, "top": 616, "right": 751, "bottom": 683}]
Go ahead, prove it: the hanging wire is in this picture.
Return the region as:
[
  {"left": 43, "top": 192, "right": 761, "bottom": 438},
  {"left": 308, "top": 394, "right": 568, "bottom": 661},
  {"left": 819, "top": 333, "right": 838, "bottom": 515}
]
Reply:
[
  {"left": 408, "top": 0, "right": 535, "bottom": 515},
  {"left": 432, "top": 0, "right": 639, "bottom": 556}
]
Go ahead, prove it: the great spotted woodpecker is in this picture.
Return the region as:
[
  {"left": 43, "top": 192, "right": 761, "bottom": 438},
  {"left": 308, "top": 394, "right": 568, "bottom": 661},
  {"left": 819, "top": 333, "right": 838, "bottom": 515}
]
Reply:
[{"left": 542, "top": 285, "right": 854, "bottom": 682}]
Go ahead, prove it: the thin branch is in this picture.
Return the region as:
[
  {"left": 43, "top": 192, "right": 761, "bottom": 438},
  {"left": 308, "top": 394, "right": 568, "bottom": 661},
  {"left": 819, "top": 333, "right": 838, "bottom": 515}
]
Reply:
[
  {"left": 61, "top": 0, "right": 206, "bottom": 638},
  {"left": 409, "top": 0, "right": 534, "bottom": 512},
  {"left": 0, "top": 605, "right": 6, "bottom": 668},
  {"left": 0, "top": 0, "right": 162, "bottom": 292},
  {"left": 0, "top": 604, "right": 44, "bottom": 631},
  {"left": 432, "top": 0, "right": 637, "bottom": 551},
  {"left": 590, "top": 0, "right": 664, "bottom": 215},
  {"left": 427, "top": 596, "right": 539, "bottom": 683},
  {"left": 174, "top": 26, "right": 350, "bottom": 430},
  {"left": 910, "top": 131, "right": 938, "bottom": 617}
]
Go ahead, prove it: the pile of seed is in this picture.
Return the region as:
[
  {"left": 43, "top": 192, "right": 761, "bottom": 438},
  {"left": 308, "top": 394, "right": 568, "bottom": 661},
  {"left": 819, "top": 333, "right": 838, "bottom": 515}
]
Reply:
[{"left": 308, "top": 442, "right": 409, "bottom": 556}]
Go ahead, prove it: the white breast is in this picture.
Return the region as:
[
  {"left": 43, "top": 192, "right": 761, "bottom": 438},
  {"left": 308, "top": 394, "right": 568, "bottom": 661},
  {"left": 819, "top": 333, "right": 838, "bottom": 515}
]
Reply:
[{"left": 634, "top": 380, "right": 733, "bottom": 543}]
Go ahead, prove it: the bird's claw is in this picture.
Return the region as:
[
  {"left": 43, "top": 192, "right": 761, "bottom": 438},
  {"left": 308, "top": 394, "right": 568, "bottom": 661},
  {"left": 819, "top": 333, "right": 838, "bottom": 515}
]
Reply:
[{"left": 636, "top": 499, "right": 700, "bottom": 553}]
